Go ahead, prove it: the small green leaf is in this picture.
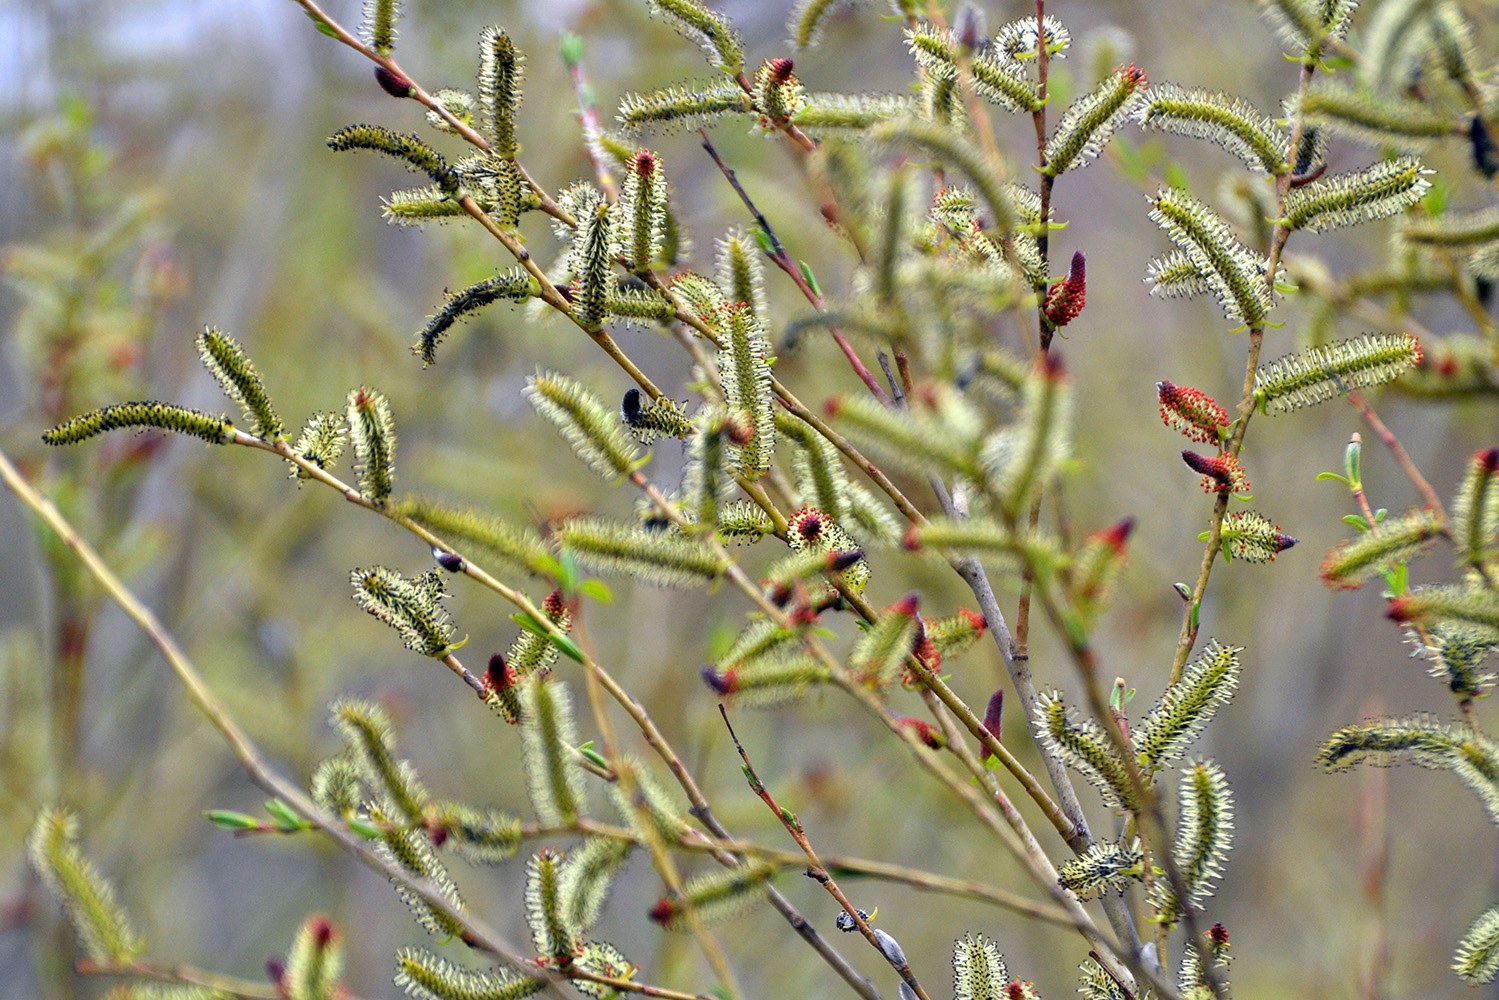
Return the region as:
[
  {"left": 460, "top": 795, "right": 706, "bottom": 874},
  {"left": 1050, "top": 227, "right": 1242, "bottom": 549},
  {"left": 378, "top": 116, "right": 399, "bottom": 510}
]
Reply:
[
  {"left": 347, "top": 818, "right": 384, "bottom": 839},
  {"left": 306, "top": 10, "right": 339, "bottom": 37},
  {"left": 753, "top": 227, "right": 776, "bottom": 255},
  {"left": 560, "top": 31, "right": 585, "bottom": 66},
  {"left": 1316, "top": 472, "right": 1349, "bottom": 483},
  {"left": 264, "top": 799, "right": 309, "bottom": 832},
  {"left": 1188, "top": 601, "right": 1200, "bottom": 633},
  {"left": 799, "top": 261, "right": 822, "bottom": 297},
  {"left": 578, "top": 743, "right": 609, "bottom": 768},
  {"left": 204, "top": 810, "right": 261, "bottom": 831},
  {"left": 579, "top": 579, "right": 614, "bottom": 604},
  {"left": 1342, "top": 514, "right": 1370, "bottom": 530},
  {"left": 1373, "top": 508, "right": 1388, "bottom": 523}
]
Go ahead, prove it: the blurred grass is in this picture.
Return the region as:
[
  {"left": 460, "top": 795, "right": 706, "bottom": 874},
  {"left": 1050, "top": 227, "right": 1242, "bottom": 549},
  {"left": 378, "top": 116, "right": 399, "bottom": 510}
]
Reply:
[{"left": 2, "top": 1, "right": 1497, "bottom": 997}]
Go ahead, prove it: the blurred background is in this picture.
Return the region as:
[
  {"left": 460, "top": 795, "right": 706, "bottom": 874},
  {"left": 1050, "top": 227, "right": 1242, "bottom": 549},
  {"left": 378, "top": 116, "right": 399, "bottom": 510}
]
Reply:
[{"left": 2, "top": 0, "right": 1497, "bottom": 997}]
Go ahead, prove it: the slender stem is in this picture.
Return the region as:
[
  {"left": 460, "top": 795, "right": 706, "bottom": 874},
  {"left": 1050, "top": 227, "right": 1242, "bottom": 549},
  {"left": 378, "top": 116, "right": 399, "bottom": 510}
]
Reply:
[
  {"left": 720, "top": 707, "right": 935, "bottom": 1000},
  {"left": 0, "top": 447, "right": 588, "bottom": 1000},
  {"left": 1345, "top": 390, "right": 1447, "bottom": 521}
]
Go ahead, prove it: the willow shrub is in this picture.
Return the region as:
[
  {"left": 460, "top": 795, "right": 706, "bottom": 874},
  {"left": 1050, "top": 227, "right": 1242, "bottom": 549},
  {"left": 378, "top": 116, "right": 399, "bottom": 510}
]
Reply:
[{"left": 16, "top": 0, "right": 1499, "bottom": 998}]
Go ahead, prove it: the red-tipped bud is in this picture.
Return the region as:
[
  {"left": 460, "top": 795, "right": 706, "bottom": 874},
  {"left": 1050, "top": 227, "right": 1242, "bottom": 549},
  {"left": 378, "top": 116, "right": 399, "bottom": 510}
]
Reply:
[
  {"left": 890, "top": 592, "right": 920, "bottom": 617},
  {"left": 897, "top": 716, "right": 948, "bottom": 749},
  {"left": 1096, "top": 517, "right": 1135, "bottom": 553},
  {"left": 1385, "top": 596, "right": 1414, "bottom": 622},
  {"left": 308, "top": 915, "right": 335, "bottom": 948},
  {"left": 1479, "top": 447, "right": 1499, "bottom": 473},
  {"left": 1118, "top": 62, "right": 1148, "bottom": 88},
  {"left": 1043, "top": 252, "right": 1087, "bottom": 328},
  {"left": 902, "top": 524, "right": 922, "bottom": 551},
  {"left": 827, "top": 549, "right": 866, "bottom": 572},
  {"left": 374, "top": 66, "right": 413, "bottom": 98},
  {"left": 980, "top": 688, "right": 1004, "bottom": 757},
  {"left": 1209, "top": 922, "right": 1230, "bottom": 947},
  {"left": 543, "top": 589, "right": 568, "bottom": 619},
  {"left": 823, "top": 397, "right": 843, "bottom": 418},
  {"left": 486, "top": 653, "right": 515, "bottom": 691},
  {"left": 1157, "top": 381, "right": 1229, "bottom": 444},
  {"left": 648, "top": 897, "right": 678, "bottom": 925},
  {"left": 766, "top": 57, "right": 795, "bottom": 83},
  {"left": 700, "top": 665, "right": 737, "bottom": 696},
  {"left": 789, "top": 505, "right": 826, "bottom": 543},
  {"left": 1181, "top": 450, "right": 1250, "bottom": 494},
  {"left": 628, "top": 149, "right": 660, "bottom": 177}
]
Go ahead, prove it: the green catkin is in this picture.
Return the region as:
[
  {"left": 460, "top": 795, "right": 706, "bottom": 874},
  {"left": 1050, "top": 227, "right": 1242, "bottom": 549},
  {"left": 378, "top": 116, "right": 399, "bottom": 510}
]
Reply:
[
  {"left": 653, "top": 861, "right": 776, "bottom": 930},
  {"left": 617, "top": 79, "right": 749, "bottom": 133},
  {"left": 326, "top": 125, "right": 457, "bottom": 197},
  {"left": 413, "top": 270, "right": 535, "bottom": 366},
  {"left": 28, "top": 808, "right": 143, "bottom": 963},
  {"left": 572, "top": 202, "right": 614, "bottom": 330},
  {"left": 386, "top": 496, "right": 553, "bottom": 579},
  {"left": 615, "top": 151, "right": 668, "bottom": 271},
  {"left": 426, "top": 802, "right": 523, "bottom": 864},
  {"left": 1452, "top": 450, "right": 1499, "bottom": 566},
  {"left": 1454, "top": 905, "right": 1499, "bottom": 985},
  {"left": 1148, "top": 188, "right": 1272, "bottom": 327},
  {"left": 849, "top": 600, "right": 919, "bottom": 689},
  {"left": 478, "top": 28, "right": 524, "bottom": 158},
  {"left": 951, "top": 934, "right": 1008, "bottom": 1000},
  {"left": 425, "top": 88, "right": 476, "bottom": 134},
  {"left": 1279, "top": 156, "right": 1432, "bottom": 233},
  {"left": 1134, "top": 84, "right": 1287, "bottom": 174},
  {"left": 1317, "top": 714, "right": 1499, "bottom": 825},
  {"left": 381, "top": 185, "right": 471, "bottom": 226},
  {"left": 1413, "top": 623, "right": 1497, "bottom": 698},
  {"left": 715, "top": 230, "right": 768, "bottom": 322},
  {"left": 376, "top": 810, "right": 467, "bottom": 939},
  {"left": 648, "top": 0, "right": 744, "bottom": 71},
  {"left": 196, "top": 327, "right": 282, "bottom": 439},
  {"left": 395, "top": 947, "right": 544, "bottom": 1000},
  {"left": 1134, "top": 640, "right": 1243, "bottom": 770},
  {"left": 1403, "top": 205, "right": 1499, "bottom": 249},
  {"left": 310, "top": 755, "right": 364, "bottom": 816},
  {"left": 1318, "top": 507, "right": 1444, "bottom": 589},
  {"left": 1042, "top": 63, "right": 1149, "bottom": 176},
  {"left": 790, "top": 0, "right": 863, "bottom": 49},
  {"left": 776, "top": 412, "right": 850, "bottom": 520},
  {"left": 904, "top": 25, "right": 1042, "bottom": 114},
  {"left": 716, "top": 499, "right": 775, "bottom": 543},
  {"left": 710, "top": 303, "right": 775, "bottom": 478},
  {"left": 361, "top": 0, "right": 399, "bottom": 53},
  {"left": 519, "top": 679, "right": 587, "bottom": 825},
  {"left": 1154, "top": 760, "right": 1234, "bottom": 926},
  {"left": 347, "top": 386, "right": 396, "bottom": 504},
  {"left": 289, "top": 412, "right": 346, "bottom": 479},
  {"left": 560, "top": 837, "right": 631, "bottom": 933},
  {"left": 1254, "top": 333, "right": 1423, "bottom": 413},
  {"left": 524, "top": 371, "right": 641, "bottom": 481},
  {"left": 1295, "top": 82, "right": 1453, "bottom": 150},
  {"left": 556, "top": 516, "right": 727, "bottom": 588},
  {"left": 330, "top": 698, "right": 428, "bottom": 824},
  {"left": 284, "top": 915, "right": 343, "bottom": 1000},
  {"left": 43, "top": 401, "right": 233, "bottom": 446},
  {"left": 525, "top": 849, "right": 576, "bottom": 960},
  {"left": 1390, "top": 584, "right": 1499, "bottom": 642},
  {"left": 792, "top": 93, "right": 920, "bottom": 133},
  {"left": 1035, "top": 691, "right": 1136, "bottom": 809},
  {"left": 984, "top": 361, "right": 1073, "bottom": 514},
  {"left": 831, "top": 393, "right": 981, "bottom": 480},
  {"left": 1057, "top": 840, "right": 1145, "bottom": 900},
  {"left": 349, "top": 566, "right": 454, "bottom": 657}
]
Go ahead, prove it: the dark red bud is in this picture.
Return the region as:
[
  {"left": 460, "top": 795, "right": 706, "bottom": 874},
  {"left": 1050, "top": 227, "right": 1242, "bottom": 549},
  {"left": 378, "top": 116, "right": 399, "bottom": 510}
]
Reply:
[
  {"left": 891, "top": 592, "right": 920, "bottom": 617},
  {"left": 266, "top": 958, "right": 287, "bottom": 986},
  {"left": 309, "top": 916, "right": 334, "bottom": 947},
  {"left": 435, "top": 549, "right": 464, "bottom": 572},
  {"left": 767, "top": 57, "right": 795, "bottom": 82},
  {"left": 1479, "top": 447, "right": 1499, "bottom": 472},
  {"left": 827, "top": 549, "right": 866, "bottom": 572},
  {"left": 374, "top": 65, "right": 413, "bottom": 98},
  {"left": 700, "top": 665, "right": 736, "bottom": 696},
  {"left": 902, "top": 524, "right": 922, "bottom": 551},
  {"left": 648, "top": 898, "right": 677, "bottom": 925},
  {"left": 1209, "top": 922, "right": 1230, "bottom": 946},
  {"left": 543, "top": 589, "right": 567, "bottom": 618},
  {"left": 980, "top": 688, "right": 1003, "bottom": 757}
]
